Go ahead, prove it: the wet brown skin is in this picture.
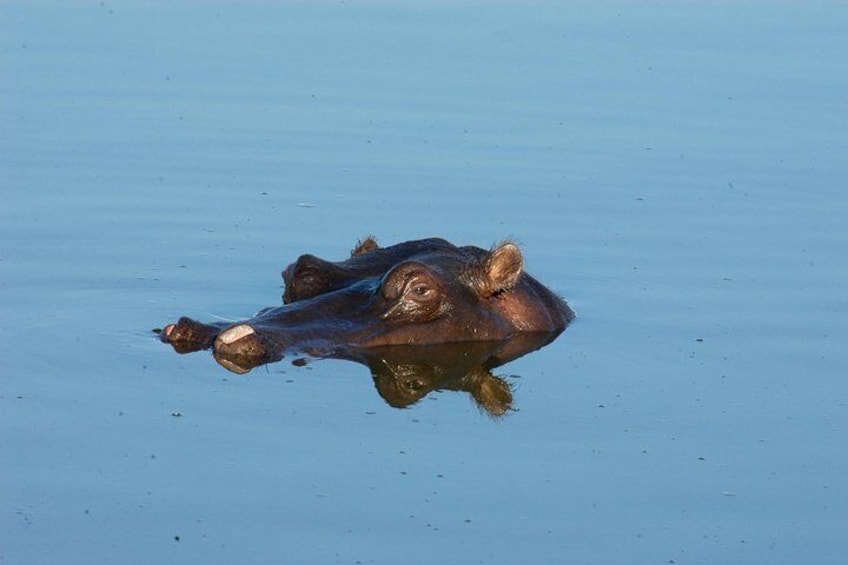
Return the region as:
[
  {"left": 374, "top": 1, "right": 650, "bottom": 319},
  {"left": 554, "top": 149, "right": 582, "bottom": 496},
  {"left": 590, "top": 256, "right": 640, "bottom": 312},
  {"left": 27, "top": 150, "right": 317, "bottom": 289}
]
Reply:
[{"left": 160, "top": 237, "right": 575, "bottom": 366}]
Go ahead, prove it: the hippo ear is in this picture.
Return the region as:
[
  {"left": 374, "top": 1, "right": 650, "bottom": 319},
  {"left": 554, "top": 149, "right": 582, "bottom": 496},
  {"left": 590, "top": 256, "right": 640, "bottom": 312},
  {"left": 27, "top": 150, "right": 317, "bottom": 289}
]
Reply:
[
  {"left": 480, "top": 242, "right": 524, "bottom": 296},
  {"left": 351, "top": 236, "right": 379, "bottom": 257}
]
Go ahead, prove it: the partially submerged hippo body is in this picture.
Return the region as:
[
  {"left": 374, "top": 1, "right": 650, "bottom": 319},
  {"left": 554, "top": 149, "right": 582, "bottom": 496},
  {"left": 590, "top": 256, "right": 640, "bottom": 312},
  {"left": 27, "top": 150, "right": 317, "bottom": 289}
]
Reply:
[{"left": 159, "top": 237, "right": 575, "bottom": 375}]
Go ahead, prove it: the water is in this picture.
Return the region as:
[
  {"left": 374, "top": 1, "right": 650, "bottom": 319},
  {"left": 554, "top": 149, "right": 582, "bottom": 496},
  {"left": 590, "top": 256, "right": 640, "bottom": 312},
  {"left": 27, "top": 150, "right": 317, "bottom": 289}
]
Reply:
[{"left": 2, "top": 2, "right": 846, "bottom": 564}]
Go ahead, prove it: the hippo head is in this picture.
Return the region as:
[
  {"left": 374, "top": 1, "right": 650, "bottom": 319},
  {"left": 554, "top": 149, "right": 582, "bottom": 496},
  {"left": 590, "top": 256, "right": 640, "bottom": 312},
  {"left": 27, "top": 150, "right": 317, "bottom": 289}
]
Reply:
[{"left": 160, "top": 237, "right": 574, "bottom": 371}]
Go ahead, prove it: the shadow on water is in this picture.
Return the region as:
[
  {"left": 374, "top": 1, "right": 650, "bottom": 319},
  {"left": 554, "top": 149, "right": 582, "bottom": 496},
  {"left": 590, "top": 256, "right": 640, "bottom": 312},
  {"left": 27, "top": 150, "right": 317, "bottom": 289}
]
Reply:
[{"left": 157, "top": 329, "right": 564, "bottom": 417}]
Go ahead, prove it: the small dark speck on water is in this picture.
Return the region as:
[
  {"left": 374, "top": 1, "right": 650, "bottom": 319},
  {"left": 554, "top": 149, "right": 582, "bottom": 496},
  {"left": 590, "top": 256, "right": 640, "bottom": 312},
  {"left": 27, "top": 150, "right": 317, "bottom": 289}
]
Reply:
[
  {"left": 292, "top": 358, "right": 308, "bottom": 367},
  {"left": 696, "top": 338, "right": 704, "bottom": 342},
  {"left": 171, "top": 412, "right": 183, "bottom": 418},
  {"left": 174, "top": 535, "right": 180, "bottom": 542}
]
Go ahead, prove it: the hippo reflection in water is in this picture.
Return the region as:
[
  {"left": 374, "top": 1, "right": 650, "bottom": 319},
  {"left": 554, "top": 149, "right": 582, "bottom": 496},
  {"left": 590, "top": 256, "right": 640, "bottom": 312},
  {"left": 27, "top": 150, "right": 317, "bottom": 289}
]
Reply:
[{"left": 158, "top": 237, "right": 575, "bottom": 414}]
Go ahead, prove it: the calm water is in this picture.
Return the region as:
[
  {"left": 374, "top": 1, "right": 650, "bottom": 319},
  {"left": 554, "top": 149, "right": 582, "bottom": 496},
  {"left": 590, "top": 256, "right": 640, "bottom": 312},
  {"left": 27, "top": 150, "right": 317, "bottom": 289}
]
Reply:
[{"left": 2, "top": 2, "right": 846, "bottom": 564}]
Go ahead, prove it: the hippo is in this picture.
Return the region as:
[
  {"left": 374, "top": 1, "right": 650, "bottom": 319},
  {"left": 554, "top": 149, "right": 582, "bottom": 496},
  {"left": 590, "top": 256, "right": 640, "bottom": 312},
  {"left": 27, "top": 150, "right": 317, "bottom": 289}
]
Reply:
[{"left": 158, "top": 237, "right": 575, "bottom": 371}]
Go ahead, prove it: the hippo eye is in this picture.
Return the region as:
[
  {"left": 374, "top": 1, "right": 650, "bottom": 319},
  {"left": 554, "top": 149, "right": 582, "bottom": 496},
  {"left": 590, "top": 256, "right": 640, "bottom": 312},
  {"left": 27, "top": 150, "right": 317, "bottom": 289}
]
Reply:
[
  {"left": 403, "top": 276, "right": 442, "bottom": 305},
  {"left": 412, "top": 283, "right": 432, "bottom": 298},
  {"left": 381, "top": 262, "right": 444, "bottom": 320}
]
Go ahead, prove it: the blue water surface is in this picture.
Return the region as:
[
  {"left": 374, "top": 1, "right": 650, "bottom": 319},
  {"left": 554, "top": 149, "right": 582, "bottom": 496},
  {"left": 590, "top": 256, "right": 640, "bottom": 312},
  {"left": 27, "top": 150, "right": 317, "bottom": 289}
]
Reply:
[{"left": 1, "top": 2, "right": 846, "bottom": 564}]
